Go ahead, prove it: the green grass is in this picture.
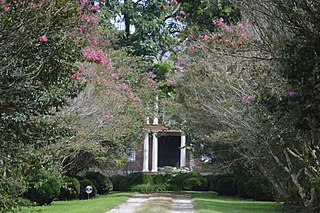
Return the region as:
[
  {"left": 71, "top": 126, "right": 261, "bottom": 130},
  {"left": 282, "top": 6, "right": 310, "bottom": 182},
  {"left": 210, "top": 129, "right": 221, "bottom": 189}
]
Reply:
[
  {"left": 135, "top": 198, "right": 172, "bottom": 213},
  {"left": 191, "top": 192, "right": 283, "bottom": 213},
  {"left": 21, "top": 192, "right": 132, "bottom": 213}
]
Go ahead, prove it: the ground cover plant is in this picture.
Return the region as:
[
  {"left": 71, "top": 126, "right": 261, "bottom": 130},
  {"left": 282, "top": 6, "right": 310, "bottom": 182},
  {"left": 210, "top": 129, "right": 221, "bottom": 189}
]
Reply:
[{"left": 21, "top": 192, "right": 132, "bottom": 213}]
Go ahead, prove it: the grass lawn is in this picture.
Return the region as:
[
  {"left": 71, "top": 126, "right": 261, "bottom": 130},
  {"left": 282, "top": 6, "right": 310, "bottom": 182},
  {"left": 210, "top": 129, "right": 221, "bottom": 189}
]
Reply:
[
  {"left": 21, "top": 192, "right": 132, "bottom": 213},
  {"left": 135, "top": 198, "right": 172, "bottom": 213},
  {"left": 191, "top": 192, "right": 283, "bottom": 213}
]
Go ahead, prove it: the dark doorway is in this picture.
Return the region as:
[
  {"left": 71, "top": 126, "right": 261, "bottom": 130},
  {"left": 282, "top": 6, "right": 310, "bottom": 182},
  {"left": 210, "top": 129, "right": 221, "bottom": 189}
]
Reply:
[{"left": 158, "top": 136, "right": 180, "bottom": 167}]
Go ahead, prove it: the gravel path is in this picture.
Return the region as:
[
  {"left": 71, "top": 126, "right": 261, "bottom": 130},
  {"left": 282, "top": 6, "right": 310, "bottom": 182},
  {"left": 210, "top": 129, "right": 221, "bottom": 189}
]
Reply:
[{"left": 105, "top": 193, "right": 194, "bottom": 213}]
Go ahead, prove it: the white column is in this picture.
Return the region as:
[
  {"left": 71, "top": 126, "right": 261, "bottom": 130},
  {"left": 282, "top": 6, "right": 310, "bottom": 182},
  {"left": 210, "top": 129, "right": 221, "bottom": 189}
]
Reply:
[
  {"left": 142, "top": 132, "right": 149, "bottom": 172},
  {"left": 180, "top": 134, "right": 186, "bottom": 167},
  {"left": 151, "top": 133, "right": 158, "bottom": 172},
  {"left": 153, "top": 96, "right": 159, "bottom": 125}
]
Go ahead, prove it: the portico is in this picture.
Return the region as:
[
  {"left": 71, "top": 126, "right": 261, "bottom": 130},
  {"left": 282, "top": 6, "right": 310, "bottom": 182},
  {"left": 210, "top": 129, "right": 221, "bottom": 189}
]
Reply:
[{"left": 142, "top": 127, "right": 186, "bottom": 173}]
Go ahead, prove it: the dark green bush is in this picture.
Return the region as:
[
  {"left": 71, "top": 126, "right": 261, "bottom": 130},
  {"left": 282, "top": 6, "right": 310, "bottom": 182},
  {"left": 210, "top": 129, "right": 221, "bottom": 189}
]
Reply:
[
  {"left": 78, "top": 178, "right": 97, "bottom": 199},
  {"left": 216, "top": 177, "right": 237, "bottom": 196},
  {"left": 110, "top": 175, "right": 128, "bottom": 191},
  {"left": 168, "top": 172, "right": 204, "bottom": 191},
  {"left": 245, "top": 177, "right": 275, "bottom": 201},
  {"left": 236, "top": 175, "right": 252, "bottom": 198},
  {"left": 85, "top": 172, "right": 113, "bottom": 195},
  {"left": 59, "top": 176, "right": 80, "bottom": 200},
  {"left": 208, "top": 173, "right": 235, "bottom": 192},
  {"left": 152, "top": 174, "right": 169, "bottom": 185},
  {"left": 127, "top": 172, "right": 153, "bottom": 188},
  {"left": 24, "top": 176, "right": 61, "bottom": 205}
]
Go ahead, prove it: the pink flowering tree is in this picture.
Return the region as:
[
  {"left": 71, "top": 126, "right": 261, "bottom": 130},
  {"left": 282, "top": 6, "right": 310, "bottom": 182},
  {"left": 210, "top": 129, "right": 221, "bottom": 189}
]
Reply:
[{"left": 0, "top": 0, "right": 109, "bottom": 209}]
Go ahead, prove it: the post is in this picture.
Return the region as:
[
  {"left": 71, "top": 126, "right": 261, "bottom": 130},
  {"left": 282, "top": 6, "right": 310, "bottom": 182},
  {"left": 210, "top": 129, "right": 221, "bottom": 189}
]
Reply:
[
  {"left": 180, "top": 134, "right": 186, "bottom": 167},
  {"left": 142, "top": 132, "right": 149, "bottom": 172},
  {"left": 151, "top": 133, "right": 158, "bottom": 172}
]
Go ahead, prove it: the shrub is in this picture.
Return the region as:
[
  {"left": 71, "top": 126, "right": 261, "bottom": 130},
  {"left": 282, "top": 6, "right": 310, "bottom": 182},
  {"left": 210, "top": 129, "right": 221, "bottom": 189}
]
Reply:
[
  {"left": 24, "top": 176, "right": 61, "bottom": 205},
  {"left": 85, "top": 172, "right": 113, "bottom": 195},
  {"left": 78, "top": 178, "right": 97, "bottom": 199},
  {"left": 59, "top": 176, "right": 80, "bottom": 200},
  {"left": 131, "top": 183, "right": 155, "bottom": 192},
  {"left": 245, "top": 177, "right": 275, "bottom": 201},
  {"left": 216, "top": 177, "right": 237, "bottom": 196},
  {"left": 127, "top": 172, "right": 153, "bottom": 188},
  {"left": 152, "top": 174, "right": 168, "bottom": 185},
  {"left": 110, "top": 175, "right": 128, "bottom": 191},
  {"left": 208, "top": 173, "right": 235, "bottom": 192},
  {"left": 236, "top": 175, "right": 252, "bottom": 198}
]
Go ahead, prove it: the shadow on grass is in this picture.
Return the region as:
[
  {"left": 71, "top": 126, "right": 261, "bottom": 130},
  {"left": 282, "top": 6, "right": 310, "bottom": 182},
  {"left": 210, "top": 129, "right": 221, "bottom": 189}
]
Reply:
[{"left": 190, "top": 192, "right": 283, "bottom": 213}]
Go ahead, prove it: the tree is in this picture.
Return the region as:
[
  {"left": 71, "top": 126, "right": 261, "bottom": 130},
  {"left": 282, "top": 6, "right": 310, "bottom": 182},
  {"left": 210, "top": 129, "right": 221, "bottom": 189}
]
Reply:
[
  {"left": 0, "top": 0, "right": 85, "bottom": 210},
  {"left": 173, "top": 1, "right": 320, "bottom": 210}
]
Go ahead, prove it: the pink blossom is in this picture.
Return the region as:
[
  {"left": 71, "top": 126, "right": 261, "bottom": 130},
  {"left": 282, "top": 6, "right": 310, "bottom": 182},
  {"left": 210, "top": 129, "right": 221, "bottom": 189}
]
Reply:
[
  {"left": 111, "top": 73, "right": 119, "bottom": 80},
  {"left": 175, "top": 15, "right": 181, "bottom": 20},
  {"left": 127, "top": 91, "right": 135, "bottom": 98},
  {"left": 122, "top": 83, "right": 129, "bottom": 89},
  {"left": 151, "top": 74, "right": 156, "bottom": 79},
  {"left": 289, "top": 91, "right": 297, "bottom": 97},
  {"left": 177, "top": 56, "right": 183, "bottom": 61},
  {"left": 168, "top": 79, "right": 176, "bottom": 85},
  {"left": 92, "top": 38, "right": 98, "bottom": 46},
  {"left": 175, "top": 65, "right": 182, "bottom": 70},
  {"left": 179, "top": 11, "right": 186, "bottom": 16},
  {"left": 187, "top": 35, "right": 194, "bottom": 42},
  {"left": 71, "top": 73, "right": 81, "bottom": 81},
  {"left": 2, "top": 4, "right": 9, "bottom": 12},
  {"left": 78, "top": 27, "right": 83, "bottom": 32},
  {"left": 242, "top": 95, "right": 255, "bottom": 104},
  {"left": 172, "top": 0, "right": 178, "bottom": 5},
  {"left": 218, "top": 18, "right": 224, "bottom": 25},
  {"left": 202, "top": 34, "right": 210, "bottom": 41},
  {"left": 237, "top": 40, "right": 244, "bottom": 45},
  {"left": 105, "top": 113, "right": 113, "bottom": 119},
  {"left": 41, "top": 35, "right": 48, "bottom": 42},
  {"left": 91, "top": 4, "right": 100, "bottom": 11}
]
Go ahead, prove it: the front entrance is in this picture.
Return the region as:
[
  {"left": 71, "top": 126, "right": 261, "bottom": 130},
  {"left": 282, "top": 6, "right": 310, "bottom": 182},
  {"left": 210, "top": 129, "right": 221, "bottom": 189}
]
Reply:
[{"left": 158, "top": 136, "right": 180, "bottom": 167}]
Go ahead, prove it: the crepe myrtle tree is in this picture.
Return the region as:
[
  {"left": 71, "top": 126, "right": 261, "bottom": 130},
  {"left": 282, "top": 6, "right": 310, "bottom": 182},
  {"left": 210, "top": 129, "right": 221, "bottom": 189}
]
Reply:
[
  {"left": 173, "top": 1, "right": 320, "bottom": 209},
  {"left": 240, "top": 0, "right": 320, "bottom": 210},
  {"left": 55, "top": 52, "right": 157, "bottom": 175},
  {"left": 0, "top": 0, "right": 106, "bottom": 210}
]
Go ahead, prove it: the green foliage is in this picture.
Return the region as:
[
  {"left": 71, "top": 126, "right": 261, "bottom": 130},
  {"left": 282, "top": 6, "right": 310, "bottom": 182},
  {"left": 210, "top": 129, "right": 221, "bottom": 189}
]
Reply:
[
  {"left": 131, "top": 184, "right": 156, "bottom": 193},
  {"left": 78, "top": 179, "right": 97, "bottom": 199},
  {"left": 24, "top": 175, "right": 61, "bottom": 205},
  {"left": 216, "top": 177, "right": 237, "bottom": 196},
  {"left": 85, "top": 172, "right": 113, "bottom": 195},
  {"left": 168, "top": 172, "right": 204, "bottom": 191},
  {"left": 236, "top": 175, "right": 252, "bottom": 198},
  {"left": 245, "top": 177, "right": 275, "bottom": 201},
  {"left": 110, "top": 175, "right": 128, "bottom": 191},
  {"left": 0, "top": 0, "right": 83, "bottom": 210},
  {"left": 59, "top": 176, "right": 80, "bottom": 201}
]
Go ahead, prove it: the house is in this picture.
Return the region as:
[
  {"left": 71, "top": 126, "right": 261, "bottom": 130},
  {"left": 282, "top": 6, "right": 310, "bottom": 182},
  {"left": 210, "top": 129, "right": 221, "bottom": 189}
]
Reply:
[{"left": 125, "top": 117, "right": 189, "bottom": 173}]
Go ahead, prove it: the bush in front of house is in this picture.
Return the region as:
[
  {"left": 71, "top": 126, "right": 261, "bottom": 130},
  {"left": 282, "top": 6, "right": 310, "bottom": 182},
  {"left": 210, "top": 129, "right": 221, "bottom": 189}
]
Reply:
[
  {"left": 85, "top": 171, "right": 113, "bottom": 195},
  {"left": 59, "top": 176, "right": 80, "bottom": 200},
  {"left": 236, "top": 175, "right": 252, "bottom": 198},
  {"left": 110, "top": 175, "right": 128, "bottom": 191},
  {"left": 216, "top": 177, "right": 237, "bottom": 196},
  {"left": 131, "top": 183, "right": 155, "bottom": 192},
  {"left": 78, "top": 178, "right": 97, "bottom": 199},
  {"left": 24, "top": 175, "right": 61, "bottom": 205},
  {"left": 244, "top": 176, "right": 275, "bottom": 201},
  {"left": 207, "top": 173, "right": 235, "bottom": 192}
]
